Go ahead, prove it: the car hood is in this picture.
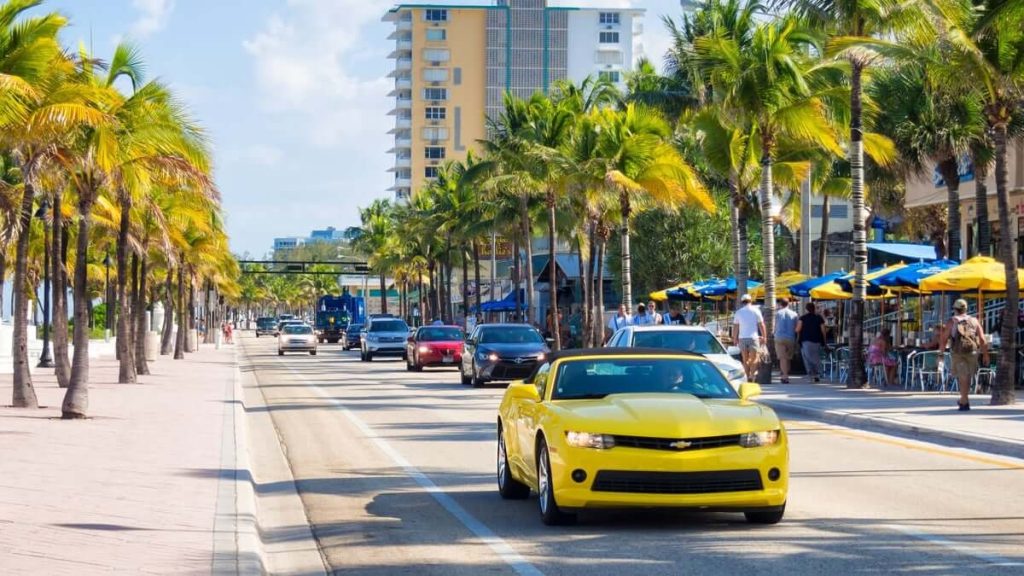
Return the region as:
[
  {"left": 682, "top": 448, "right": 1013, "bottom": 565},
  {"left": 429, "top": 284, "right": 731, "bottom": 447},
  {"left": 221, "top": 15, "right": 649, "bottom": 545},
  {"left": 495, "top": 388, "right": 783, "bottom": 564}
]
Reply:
[
  {"left": 477, "top": 343, "right": 547, "bottom": 355},
  {"left": 367, "top": 331, "right": 408, "bottom": 338},
  {"left": 554, "top": 393, "right": 778, "bottom": 438}
]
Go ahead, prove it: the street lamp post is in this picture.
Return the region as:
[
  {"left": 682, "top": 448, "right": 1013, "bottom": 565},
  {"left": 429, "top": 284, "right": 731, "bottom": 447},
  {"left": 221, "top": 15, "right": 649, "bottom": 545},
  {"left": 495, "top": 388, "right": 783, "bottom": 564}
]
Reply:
[
  {"left": 103, "top": 252, "right": 112, "bottom": 340},
  {"left": 36, "top": 199, "right": 53, "bottom": 368}
]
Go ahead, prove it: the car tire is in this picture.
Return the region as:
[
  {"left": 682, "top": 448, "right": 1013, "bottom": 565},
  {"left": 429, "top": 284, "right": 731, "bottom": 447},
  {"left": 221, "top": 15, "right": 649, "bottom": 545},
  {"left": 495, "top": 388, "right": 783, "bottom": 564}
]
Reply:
[
  {"left": 310, "top": 350, "right": 317, "bottom": 356},
  {"left": 745, "top": 504, "right": 785, "bottom": 525},
  {"left": 471, "top": 365, "right": 484, "bottom": 388},
  {"left": 460, "top": 365, "right": 471, "bottom": 385},
  {"left": 360, "top": 349, "right": 367, "bottom": 362},
  {"left": 256, "top": 334, "right": 260, "bottom": 338},
  {"left": 278, "top": 350, "right": 284, "bottom": 356},
  {"left": 366, "top": 352, "right": 374, "bottom": 362},
  {"left": 497, "top": 425, "right": 530, "bottom": 500},
  {"left": 537, "top": 439, "right": 575, "bottom": 526},
  {"left": 406, "top": 356, "right": 414, "bottom": 371}
]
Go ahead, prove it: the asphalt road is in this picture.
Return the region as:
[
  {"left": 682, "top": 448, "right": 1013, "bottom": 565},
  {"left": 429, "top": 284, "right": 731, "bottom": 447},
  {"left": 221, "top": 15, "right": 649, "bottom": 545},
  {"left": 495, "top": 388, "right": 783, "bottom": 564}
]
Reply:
[{"left": 240, "top": 334, "right": 1024, "bottom": 575}]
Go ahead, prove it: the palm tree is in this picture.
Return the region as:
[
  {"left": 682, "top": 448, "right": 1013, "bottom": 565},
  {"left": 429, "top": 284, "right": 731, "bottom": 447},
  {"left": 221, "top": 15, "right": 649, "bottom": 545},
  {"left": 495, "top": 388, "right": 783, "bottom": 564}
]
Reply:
[
  {"left": 597, "top": 103, "right": 714, "bottom": 310},
  {"left": 353, "top": 199, "right": 394, "bottom": 315},
  {"left": 696, "top": 16, "right": 842, "bottom": 384}
]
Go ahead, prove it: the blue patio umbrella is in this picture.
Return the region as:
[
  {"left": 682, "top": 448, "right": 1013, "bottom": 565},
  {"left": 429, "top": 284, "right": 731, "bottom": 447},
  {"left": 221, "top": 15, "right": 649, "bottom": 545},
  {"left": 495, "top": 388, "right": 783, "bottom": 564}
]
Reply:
[
  {"left": 692, "top": 276, "right": 762, "bottom": 298},
  {"left": 664, "top": 278, "right": 718, "bottom": 301},
  {"left": 835, "top": 265, "right": 899, "bottom": 297},
  {"left": 869, "top": 259, "right": 959, "bottom": 291},
  {"left": 787, "top": 270, "right": 847, "bottom": 298}
]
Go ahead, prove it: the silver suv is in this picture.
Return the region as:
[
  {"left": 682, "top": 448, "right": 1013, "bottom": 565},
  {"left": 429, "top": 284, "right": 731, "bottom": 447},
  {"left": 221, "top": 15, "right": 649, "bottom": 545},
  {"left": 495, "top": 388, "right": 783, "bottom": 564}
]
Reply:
[{"left": 360, "top": 317, "right": 410, "bottom": 362}]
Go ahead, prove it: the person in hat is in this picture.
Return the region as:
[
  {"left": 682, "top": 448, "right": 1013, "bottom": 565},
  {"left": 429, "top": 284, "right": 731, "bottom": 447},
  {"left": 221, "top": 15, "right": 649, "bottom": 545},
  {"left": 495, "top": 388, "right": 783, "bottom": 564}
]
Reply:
[
  {"left": 937, "top": 298, "right": 989, "bottom": 411},
  {"left": 732, "top": 294, "right": 765, "bottom": 381}
]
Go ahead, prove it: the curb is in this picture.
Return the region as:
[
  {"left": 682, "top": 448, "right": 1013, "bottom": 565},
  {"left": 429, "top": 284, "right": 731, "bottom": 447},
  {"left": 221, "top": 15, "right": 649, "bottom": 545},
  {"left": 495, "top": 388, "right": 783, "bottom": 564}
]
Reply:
[{"left": 762, "top": 398, "right": 1024, "bottom": 461}]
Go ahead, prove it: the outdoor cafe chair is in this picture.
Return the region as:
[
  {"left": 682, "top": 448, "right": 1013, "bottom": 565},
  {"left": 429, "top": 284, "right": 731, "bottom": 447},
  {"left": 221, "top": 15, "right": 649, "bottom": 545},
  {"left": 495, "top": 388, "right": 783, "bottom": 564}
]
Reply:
[
  {"left": 835, "top": 347, "right": 852, "bottom": 385},
  {"left": 909, "top": 351, "right": 946, "bottom": 392},
  {"left": 819, "top": 346, "right": 836, "bottom": 381}
]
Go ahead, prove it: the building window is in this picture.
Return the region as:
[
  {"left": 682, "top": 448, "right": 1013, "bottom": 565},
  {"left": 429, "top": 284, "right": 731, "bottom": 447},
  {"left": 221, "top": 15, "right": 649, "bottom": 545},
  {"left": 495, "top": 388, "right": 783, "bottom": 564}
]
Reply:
[
  {"left": 426, "top": 28, "right": 446, "bottom": 41},
  {"left": 599, "top": 12, "right": 620, "bottom": 25},
  {"left": 425, "top": 107, "right": 446, "bottom": 120},
  {"left": 598, "top": 70, "right": 621, "bottom": 83},
  {"left": 422, "top": 127, "right": 449, "bottom": 141},
  {"left": 424, "top": 166, "right": 439, "bottom": 179},
  {"left": 424, "top": 9, "right": 448, "bottom": 22},
  {"left": 422, "top": 48, "right": 450, "bottom": 62},
  {"left": 422, "top": 68, "right": 449, "bottom": 82},
  {"left": 424, "top": 146, "right": 446, "bottom": 159},
  {"left": 422, "top": 88, "right": 448, "bottom": 101},
  {"left": 599, "top": 31, "right": 620, "bottom": 44}
]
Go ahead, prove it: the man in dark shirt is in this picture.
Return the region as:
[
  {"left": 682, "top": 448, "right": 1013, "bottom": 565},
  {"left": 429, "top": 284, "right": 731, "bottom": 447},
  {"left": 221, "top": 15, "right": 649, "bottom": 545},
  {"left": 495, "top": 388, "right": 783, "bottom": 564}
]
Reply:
[
  {"left": 663, "top": 305, "right": 687, "bottom": 325},
  {"left": 796, "top": 302, "right": 826, "bottom": 382}
]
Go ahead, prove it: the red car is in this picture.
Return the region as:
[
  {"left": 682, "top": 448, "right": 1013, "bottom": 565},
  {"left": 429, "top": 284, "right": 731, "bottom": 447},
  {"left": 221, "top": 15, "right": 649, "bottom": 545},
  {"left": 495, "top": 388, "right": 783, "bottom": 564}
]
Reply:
[{"left": 406, "top": 325, "right": 464, "bottom": 371}]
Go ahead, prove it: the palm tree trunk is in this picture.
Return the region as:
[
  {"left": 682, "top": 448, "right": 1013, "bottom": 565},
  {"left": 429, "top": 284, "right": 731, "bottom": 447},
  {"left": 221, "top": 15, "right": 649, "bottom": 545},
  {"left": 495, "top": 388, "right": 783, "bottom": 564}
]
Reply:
[
  {"left": 161, "top": 268, "right": 175, "bottom": 355},
  {"left": 818, "top": 194, "right": 831, "bottom": 276},
  {"left": 174, "top": 264, "right": 185, "bottom": 359},
  {"left": 583, "top": 221, "right": 595, "bottom": 347},
  {"left": 938, "top": 157, "right": 963, "bottom": 261},
  {"left": 595, "top": 236, "right": 607, "bottom": 345},
  {"left": 461, "top": 246, "right": 469, "bottom": 326},
  {"left": 188, "top": 272, "right": 197, "bottom": 352},
  {"left": 519, "top": 197, "right": 535, "bottom": 325},
  {"left": 848, "top": 61, "right": 868, "bottom": 389},
  {"left": 758, "top": 145, "right": 777, "bottom": 386},
  {"left": 52, "top": 195, "right": 70, "bottom": 388},
  {"left": 473, "top": 240, "right": 482, "bottom": 317},
  {"left": 134, "top": 255, "right": 150, "bottom": 375},
  {"left": 115, "top": 195, "right": 135, "bottom": 383},
  {"left": 547, "top": 192, "right": 561, "bottom": 350},
  {"left": 619, "top": 193, "right": 633, "bottom": 308},
  {"left": 11, "top": 182, "right": 38, "bottom": 408},
  {"left": 513, "top": 235, "right": 522, "bottom": 322},
  {"left": 379, "top": 273, "right": 387, "bottom": 314},
  {"left": 973, "top": 149, "right": 991, "bottom": 256},
  {"left": 991, "top": 121, "right": 1017, "bottom": 405},
  {"left": 63, "top": 194, "right": 96, "bottom": 419},
  {"left": 728, "top": 177, "right": 746, "bottom": 295},
  {"left": 0, "top": 251, "right": 5, "bottom": 320}
]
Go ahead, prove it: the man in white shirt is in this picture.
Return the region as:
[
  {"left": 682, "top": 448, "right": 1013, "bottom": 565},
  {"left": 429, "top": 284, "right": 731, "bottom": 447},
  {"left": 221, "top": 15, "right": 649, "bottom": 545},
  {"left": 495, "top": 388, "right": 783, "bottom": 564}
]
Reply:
[
  {"left": 606, "top": 304, "right": 632, "bottom": 340},
  {"left": 732, "top": 294, "right": 766, "bottom": 381}
]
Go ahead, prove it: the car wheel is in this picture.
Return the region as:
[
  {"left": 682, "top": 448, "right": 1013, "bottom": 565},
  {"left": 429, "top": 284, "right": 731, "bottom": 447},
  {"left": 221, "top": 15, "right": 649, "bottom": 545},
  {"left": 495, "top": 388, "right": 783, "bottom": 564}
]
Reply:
[
  {"left": 537, "top": 439, "right": 575, "bottom": 525},
  {"left": 471, "top": 364, "right": 484, "bottom": 388},
  {"left": 278, "top": 350, "right": 284, "bottom": 356},
  {"left": 497, "top": 425, "right": 530, "bottom": 500},
  {"left": 310, "top": 350, "right": 317, "bottom": 356},
  {"left": 460, "top": 364, "right": 471, "bottom": 385},
  {"left": 745, "top": 504, "right": 785, "bottom": 525},
  {"left": 360, "top": 349, "right": 367, "bottom": 362},
  {"left": 366, "top": 352, "right": 374, "bottom": 362},
  {"left": 406, "top": 355, "right": 415, "bottom": 371},
  {"left": 256, "top": 334, "right": 259, "bottom": 338}
]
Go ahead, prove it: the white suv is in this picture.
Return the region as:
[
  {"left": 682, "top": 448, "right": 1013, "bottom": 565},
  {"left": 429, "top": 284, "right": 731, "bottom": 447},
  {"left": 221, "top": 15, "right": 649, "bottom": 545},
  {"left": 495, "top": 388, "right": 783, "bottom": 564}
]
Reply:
[
  {"left": 606, "top": 325, "right": 747, "bottom": 388},
  {"left": 360, "top": 317, "right": 411, "bottom": 362}
]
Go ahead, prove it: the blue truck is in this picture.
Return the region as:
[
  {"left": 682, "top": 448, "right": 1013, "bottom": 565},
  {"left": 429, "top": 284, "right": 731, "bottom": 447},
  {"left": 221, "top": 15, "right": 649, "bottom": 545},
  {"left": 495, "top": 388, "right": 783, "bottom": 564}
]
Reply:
[{"left": 315, "top": 294, "right": 365, "bottom": 343}]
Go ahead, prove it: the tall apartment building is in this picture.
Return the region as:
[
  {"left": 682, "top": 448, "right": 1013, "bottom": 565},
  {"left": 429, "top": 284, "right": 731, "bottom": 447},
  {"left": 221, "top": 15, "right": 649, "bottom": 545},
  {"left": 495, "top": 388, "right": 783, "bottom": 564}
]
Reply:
[{"left": 384, "top": 0, "right": 644, "bottom": 201}]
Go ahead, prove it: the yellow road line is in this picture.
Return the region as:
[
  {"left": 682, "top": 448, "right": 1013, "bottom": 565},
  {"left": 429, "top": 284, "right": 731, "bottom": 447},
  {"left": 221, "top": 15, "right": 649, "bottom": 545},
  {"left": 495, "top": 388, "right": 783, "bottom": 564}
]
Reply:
[{"left": 785, "top": 419, "right": 1024, "bottom": 470}]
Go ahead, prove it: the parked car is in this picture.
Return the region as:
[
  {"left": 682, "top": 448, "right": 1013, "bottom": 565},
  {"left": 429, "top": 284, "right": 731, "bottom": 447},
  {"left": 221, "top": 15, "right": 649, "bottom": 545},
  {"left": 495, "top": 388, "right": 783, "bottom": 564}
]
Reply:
[
  {"left": 461, "top": 323, "right": 548, "bottom": 388},
  {"left": 255, "top": 317, "right": 277, "bottom": 337},
  {"left": 496, "top": 348, "right": 787, "bottom": 526},
  {"left": 278, "top": 324, "right": 317, "bottom": 356},
  {"left": 360, "top": 317, "right": 410, "bottom": 361},
  {"left": 405, "top": 325, "right": 464, "bottom": 371},
  {"left": 342, "top": 323, "right": 364, "bottom": 350},
  {"left": 606, "top": 325, "right": 747, "bottom": 388}
]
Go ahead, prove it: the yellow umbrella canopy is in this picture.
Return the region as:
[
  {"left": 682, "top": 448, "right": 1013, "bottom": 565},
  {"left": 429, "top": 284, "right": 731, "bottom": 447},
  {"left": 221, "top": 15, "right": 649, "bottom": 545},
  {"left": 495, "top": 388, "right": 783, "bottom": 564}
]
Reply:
[
  {"left": 918, "top": 256, "right": 1024, "bottom": 293},
  {"left": 809, "top": 264, "right": 905, "bottom": 300},
  {"left": 650, "top": 282, "right": 691, "bottom": 302},
  {"left": 750, "top": 271, "right": 810, "bottom": 300}
]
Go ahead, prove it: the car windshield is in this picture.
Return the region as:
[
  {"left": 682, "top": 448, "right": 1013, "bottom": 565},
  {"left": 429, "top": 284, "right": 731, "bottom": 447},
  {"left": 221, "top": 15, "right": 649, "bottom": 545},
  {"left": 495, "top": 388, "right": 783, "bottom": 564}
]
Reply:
[
  {"left": 257, "top": 318, "right": 275, "bottom": 327},
  {"left": 632, "top": 330, "right": 727, "bottom": 355},
  {"left": 370, "top": 320, "right": 409, "bottom": 332},
  {"left": 347, "top": 324, "right": 363, "bottom": 332},
  {"left": 419, "top": 327, "right": 463, "bottom": 341},
  {"left": 552, "top": 358, "right": 738, "bottom": 400},
  {"left": 479, "top": 327, "right": 543, "bottom": 344},
  {"left": 283, "top": 325, "right": 313, "bottom": 335}
]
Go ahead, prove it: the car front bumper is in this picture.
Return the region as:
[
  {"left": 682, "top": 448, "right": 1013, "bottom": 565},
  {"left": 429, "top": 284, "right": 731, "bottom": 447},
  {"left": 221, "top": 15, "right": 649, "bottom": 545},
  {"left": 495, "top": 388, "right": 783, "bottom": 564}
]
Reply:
[
  {"left": 416, "top": 350, "right": 463, "bottom": 366},
  {"left": 548, "top": 438, "right": 788, "bottom": 510},
  {"left": 280, "top": 341, "right": 316, "bottom": 351},
  {"left": 365, "top": 342, "right": 406, "bottom": 355},
  {"left": 478, "top": 359, "right": 539, "bottom": 381}
]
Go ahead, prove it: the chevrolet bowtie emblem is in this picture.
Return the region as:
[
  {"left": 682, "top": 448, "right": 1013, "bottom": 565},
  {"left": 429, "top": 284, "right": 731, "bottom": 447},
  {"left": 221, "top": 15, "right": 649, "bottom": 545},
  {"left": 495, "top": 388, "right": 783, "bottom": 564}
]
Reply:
[{"left": 668, "top": 440, "right": 692, "bottom": 450}]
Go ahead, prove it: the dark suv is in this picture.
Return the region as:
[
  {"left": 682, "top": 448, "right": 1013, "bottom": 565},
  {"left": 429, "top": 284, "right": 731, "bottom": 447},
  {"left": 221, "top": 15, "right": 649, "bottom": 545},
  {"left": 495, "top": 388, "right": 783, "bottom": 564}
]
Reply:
[
  {"left": 342, "top": 323, "right": 363, "bottom": 350},
  {"left": 460, "top": 324, "right": 548, "bottom": 387},
  {"left": 255, "top": 317, "right": 277, "bottom": 337}
]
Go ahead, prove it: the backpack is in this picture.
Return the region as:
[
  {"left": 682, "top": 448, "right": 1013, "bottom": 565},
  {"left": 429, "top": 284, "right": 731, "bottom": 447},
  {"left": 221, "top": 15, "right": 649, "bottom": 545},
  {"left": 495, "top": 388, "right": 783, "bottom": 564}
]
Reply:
[{"left": 951, "top": 317, "right": 980, "bottom": 354}]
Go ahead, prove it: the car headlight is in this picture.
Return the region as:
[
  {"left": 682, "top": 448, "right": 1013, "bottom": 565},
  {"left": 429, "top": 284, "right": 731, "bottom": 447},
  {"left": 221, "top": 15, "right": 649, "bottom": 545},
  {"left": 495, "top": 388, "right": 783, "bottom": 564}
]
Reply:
[
  {"left": 418, "top": 345, "right": 430, "bottom": 353},
  {"left": 487, "top": 352, "right": 499, "bottom": 362},
  {"left": 566, "top": 431, "right": 616, "bottom": 449},
  {"left": 739, "top": 430, "right": 780, "bottom": 448},
  {"left": 537, "top": 352, "right": 546, "bottom": 361}
]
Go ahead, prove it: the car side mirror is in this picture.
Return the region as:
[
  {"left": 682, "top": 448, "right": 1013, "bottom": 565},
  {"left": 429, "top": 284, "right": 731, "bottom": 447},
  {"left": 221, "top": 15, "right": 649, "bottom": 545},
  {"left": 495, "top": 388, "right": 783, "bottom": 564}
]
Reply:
[
  {"left": 739, "top": 382, "right": 762, "bottom": 400},
  {"left": 466, "top": 337, "right": 476, "bottom": 345},
  {"left": 508, "top": 381, "right": 540, "bottom": 402}
]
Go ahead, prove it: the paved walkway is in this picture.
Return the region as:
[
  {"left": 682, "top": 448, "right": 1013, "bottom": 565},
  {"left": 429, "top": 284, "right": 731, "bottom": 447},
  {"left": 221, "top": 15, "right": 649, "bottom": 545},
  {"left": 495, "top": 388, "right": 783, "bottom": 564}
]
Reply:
[
  {"left": 760, "top": 376, "right": 1024, "bottom": 459},
  {"left": 0, "top": 345, "right": 239, "bottom": 575}
]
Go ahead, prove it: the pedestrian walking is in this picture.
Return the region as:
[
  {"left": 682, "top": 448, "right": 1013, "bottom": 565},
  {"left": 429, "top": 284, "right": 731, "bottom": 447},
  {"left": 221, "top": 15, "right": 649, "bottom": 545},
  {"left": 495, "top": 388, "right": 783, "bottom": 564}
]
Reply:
[
  {"left": 937, "top": 299, "right": 989, "bottom": 411},
  {"left": 732, "top": 294, "right": 765, "bottom": 381},
  {"left": 796, "top": 302, "right": 826, "bottom": 382},
  {"left": 774, "top": 298, "right": 799, "bottom": 383}
]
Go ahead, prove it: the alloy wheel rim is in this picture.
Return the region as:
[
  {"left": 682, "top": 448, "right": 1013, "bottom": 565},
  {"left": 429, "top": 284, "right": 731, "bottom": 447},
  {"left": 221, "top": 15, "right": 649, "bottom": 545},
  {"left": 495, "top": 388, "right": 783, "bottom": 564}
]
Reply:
[
  {"left": 538, "top": 450, "right": 549, "bottom": 514},
  {"left": 497, "top": 435, "right": 506, "bottom": 487}
]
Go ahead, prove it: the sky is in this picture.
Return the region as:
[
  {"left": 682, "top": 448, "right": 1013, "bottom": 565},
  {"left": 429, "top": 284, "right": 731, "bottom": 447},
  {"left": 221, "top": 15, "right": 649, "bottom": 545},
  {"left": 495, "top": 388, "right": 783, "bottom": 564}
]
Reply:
[{"left": 39, "top": 0, "right": 686, "bottom": 257}]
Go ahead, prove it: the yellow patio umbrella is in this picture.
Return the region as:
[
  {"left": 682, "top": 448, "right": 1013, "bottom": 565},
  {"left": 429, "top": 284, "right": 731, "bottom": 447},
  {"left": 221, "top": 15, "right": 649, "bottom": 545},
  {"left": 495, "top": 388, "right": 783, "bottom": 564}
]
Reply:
[
  {"left": 650, "top": 281, "right": 691, "bottom": 302},
  {"left": 749, "top": 271, "right": 809, "bottom": 300},
  {"left": 918, "top": 256, "right": 1024, "bottom": 320},
  {"left": 809, "top": 264, "right": 905, "bottom": 300}
]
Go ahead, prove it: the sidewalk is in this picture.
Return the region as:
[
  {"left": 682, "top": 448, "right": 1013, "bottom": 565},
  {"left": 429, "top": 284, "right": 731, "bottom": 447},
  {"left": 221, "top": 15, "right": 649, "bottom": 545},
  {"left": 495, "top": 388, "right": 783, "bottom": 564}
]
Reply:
[
  {"left": 0, "top": 345, "right": 244, "bottom": 574},
  {"left": 760, "top": 375, "right": 1024, "bottom": 459}
]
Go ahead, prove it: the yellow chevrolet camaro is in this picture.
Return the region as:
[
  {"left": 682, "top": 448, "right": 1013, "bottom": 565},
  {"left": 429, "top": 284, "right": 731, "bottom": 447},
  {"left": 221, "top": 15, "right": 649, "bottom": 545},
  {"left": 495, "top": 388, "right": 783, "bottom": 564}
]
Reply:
[{"left": 496, "top": 348, "right": 788, "bottom": 525}]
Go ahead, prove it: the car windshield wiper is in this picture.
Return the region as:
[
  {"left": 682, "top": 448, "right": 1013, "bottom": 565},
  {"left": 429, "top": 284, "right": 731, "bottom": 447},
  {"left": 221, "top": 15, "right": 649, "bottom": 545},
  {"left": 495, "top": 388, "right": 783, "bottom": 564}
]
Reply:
[{"left": 559, "top": 393, "right": 608, "bottom": 400}]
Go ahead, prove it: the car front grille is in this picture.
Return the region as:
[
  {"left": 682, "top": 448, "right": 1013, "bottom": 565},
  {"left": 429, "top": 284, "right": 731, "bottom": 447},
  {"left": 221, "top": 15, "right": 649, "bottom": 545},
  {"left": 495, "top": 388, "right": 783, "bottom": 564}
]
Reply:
[
  {"left": 611, "top": 434, "right": 742, "bottom": 452},
  {"left": 490, "top": 362, "right": 537, "bottom": 380},
  {"left": 591, "top": 469, "right": 763, "bottom": 494}
]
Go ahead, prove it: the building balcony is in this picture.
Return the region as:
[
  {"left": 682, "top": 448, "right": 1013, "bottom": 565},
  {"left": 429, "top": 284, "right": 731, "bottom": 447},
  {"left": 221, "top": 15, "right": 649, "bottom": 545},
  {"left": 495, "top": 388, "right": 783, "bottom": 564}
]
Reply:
[
  {"left": 394, "top": 57, "right": 412, "bottom": 70},
  {"left": 597, "top": 43, "right": 622, "bottom": 52},
  {"left": 392, "top": 117, "right": 411, "bottom": 130},
  {"left": 395, "top": 156, "right": 412, "bottom": 168},
  {"left": 395, "top": 137, "right": 412, "bottom": 148},
  {"left": 394, "top": 177, "right": 412, "bottom": 188},
  {"left": 395, "top": 77, "right": 411, "bottom": 90},
  {"left": 397, "top": 19, "right": 412, "bottom": 32},
  {"left": 395, "top": 97, "right": 412, "bottom": 110}
]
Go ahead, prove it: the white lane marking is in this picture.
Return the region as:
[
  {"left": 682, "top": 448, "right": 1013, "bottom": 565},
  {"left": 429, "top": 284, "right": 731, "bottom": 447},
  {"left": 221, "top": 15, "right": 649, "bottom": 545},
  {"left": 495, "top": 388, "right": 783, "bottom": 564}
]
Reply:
[
  {"left": 884, "top": 524, "right": 1024, "bottom": 567},
  {"left": 278, "top": 360, "right": 544, "bottom": 576}
]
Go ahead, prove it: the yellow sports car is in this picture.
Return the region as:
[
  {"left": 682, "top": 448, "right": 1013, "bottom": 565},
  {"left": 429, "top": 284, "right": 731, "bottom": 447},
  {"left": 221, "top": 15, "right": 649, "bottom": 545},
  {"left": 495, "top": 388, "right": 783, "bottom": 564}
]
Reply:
[{"left": 496, "top": 348, "right": 788, "bottom": 525}]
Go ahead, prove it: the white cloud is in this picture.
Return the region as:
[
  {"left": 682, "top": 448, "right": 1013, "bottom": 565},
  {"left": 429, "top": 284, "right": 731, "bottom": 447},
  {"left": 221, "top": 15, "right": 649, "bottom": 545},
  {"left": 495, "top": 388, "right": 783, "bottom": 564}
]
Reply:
[
  {"left": 242, "top": 0, "right": 392, "bottom": 148},
  {"left": 131, "top": 0, "right": 175, "bottom": 38}
]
